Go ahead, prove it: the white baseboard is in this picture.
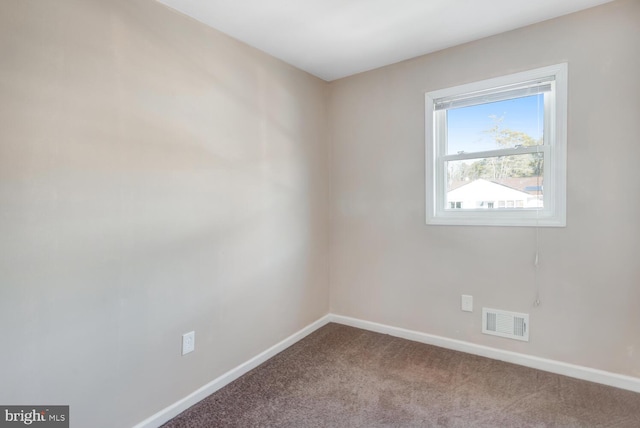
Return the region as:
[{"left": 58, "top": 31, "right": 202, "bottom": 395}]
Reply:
[
  {"left": 329, "top": 314, "right": 640, "bottom": 393},
  {"left": 134, "top": 312, "right": 640, "bottom": 428},
  {"left": 132, "top": 314, "right": 332, "bottom": 428}
]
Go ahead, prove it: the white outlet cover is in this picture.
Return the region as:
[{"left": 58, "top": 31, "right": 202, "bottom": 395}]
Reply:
[
  {"left": 461, "top": 295, "right": 473, "bottom": 312},
  {"left": 182, "top": 331, "right": 195, "bottom": 355}
]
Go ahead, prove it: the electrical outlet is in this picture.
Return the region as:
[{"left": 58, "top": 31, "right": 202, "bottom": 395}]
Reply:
[
  {"left": 461, "top": 295, "right": 473, "bottom": 312},
  {"left": 182, "top": 331, "right": 195, "bottom": 355}
]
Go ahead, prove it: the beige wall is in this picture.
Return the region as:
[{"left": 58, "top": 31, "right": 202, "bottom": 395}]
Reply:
[
  {"left": 2, "top": 0, "right": 640, "bottom": 426},
  {"left": 0, "top": 0, "right": 328, "bottom": 427},
  {"left": 329, "top": 0, "right": 640, "bottom": 377}
]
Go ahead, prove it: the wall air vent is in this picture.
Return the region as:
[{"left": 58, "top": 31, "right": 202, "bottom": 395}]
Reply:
[{"left": 482, "top": 308, "right": 529, "bottom": 342}]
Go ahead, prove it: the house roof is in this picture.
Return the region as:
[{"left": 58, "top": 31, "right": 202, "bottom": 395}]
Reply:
[
  {"left": 449, "top": 176, "right": 543, "bottom": 194},
  {"left": 447, "top": 179, "right": 534, "bottom": 201}
]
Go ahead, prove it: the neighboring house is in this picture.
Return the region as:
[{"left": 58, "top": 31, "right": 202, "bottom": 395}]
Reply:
[{"left": 447, "top": 178, "right": 542, "bottom": 209}]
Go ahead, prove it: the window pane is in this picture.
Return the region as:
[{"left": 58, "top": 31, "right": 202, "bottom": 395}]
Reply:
[
  {"left": 446, "top": 94, "right": 544, "bottom": 155},
  {"left": 446, "top": 153, "right": 544, "bottom": 210}
]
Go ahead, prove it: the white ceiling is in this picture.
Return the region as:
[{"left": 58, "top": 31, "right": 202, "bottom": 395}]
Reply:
[{"left": 155, "top": 0, "right": 613, "bottom": 81}]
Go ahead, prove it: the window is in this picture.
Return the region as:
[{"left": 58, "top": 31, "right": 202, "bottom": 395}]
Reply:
[{"left": 425, "top": 64, "right": 567, "bottom": 227}]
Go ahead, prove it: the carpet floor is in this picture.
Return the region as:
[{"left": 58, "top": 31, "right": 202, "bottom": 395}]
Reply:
[{"left": 162, "top": 323, "right": 640, "bottom": 427}]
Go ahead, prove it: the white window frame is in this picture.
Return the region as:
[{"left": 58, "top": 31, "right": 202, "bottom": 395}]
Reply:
[{"left": 425, "top": 63, "right": 567, "bottom": 227}]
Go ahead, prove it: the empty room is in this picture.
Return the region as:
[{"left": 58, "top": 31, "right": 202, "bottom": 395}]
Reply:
[{"left": 1, "top": 0, "right": 639, "bottom": 427}]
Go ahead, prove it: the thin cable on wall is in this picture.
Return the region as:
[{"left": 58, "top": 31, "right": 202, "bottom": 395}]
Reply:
[
  {"left": 533, "top": 93, "right": 543, "bottom": 307},
  {"left": 534, "top": 226, "right": 541, "bottom": 307}
]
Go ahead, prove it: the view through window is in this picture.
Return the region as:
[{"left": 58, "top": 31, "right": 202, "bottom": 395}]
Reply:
[
  {"left": 425, "top": 64, "right": 567, "bottom": 227},
  {"left": 446, "top": 94, "right": 544, "bottom": 211}
]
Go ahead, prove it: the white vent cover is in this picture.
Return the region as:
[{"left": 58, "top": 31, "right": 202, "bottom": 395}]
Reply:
[{"left": 482, "top": 308, "right": 529, "bottom": 342}]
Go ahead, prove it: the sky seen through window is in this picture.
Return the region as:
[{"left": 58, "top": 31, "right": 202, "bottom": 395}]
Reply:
[{"left": 446, "top": 94, "right": 544, "bottom": 155}]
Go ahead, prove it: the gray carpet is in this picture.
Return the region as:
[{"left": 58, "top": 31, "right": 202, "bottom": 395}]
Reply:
[{"left": 162, "top": 323, "right": 640, "bottom": 427}]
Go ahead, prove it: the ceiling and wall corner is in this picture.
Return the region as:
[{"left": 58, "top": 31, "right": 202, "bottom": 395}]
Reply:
[{"left": 155, "top": 0, "right": 615, "bottom": 81}]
